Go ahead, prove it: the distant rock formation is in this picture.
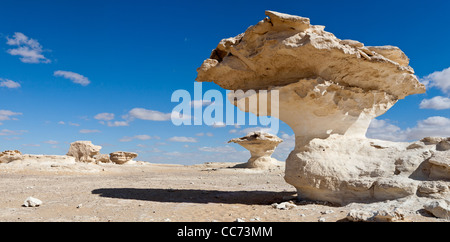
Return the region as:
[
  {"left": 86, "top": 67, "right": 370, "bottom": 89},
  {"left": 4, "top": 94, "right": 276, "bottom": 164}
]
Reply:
[
  {"left": 109, "top": 151, "right": 138, "bottom": 165},
  {"left": 67, "top": 141, "right": 102, "bottom": 163},
  {"left": 228, "top": 131, "right": 283, "bottom": 169},
  {"left": 196, "top": 11, "right": 449, "bottom": 205},
  {"left": 66, "top": 141, "right": 139, "bottom": 165},
  {"left": 0, "top": 150, "right": 22, "bottom": 163}
]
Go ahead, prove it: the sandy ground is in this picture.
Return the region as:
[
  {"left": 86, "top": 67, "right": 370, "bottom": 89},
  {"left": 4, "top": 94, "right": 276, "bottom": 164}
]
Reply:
[{"left": 0, "top": 160, "right": 443, "bottom": 222}]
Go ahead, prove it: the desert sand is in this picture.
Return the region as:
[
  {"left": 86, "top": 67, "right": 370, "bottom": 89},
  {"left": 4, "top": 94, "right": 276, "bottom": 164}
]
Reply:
[{"left": 0, "top": 159, "right": 443, "bottom": 222}]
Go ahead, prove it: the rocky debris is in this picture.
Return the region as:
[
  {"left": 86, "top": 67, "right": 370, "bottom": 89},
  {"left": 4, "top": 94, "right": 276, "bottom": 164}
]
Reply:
[
  {"left": 0, "top": 150, "right": 22, "bottom": 163},
  {"left": 67, "top": 141, "right": 102, "bottom": 163},
  {"left": 109, "top": 151, "right": 138, "bottom": 165},
  {"left": 346, "top": 208, "right": 405, "bottom": 222},
  {"left": 423, "top": 200, "right": 450, "bottom": 219},
  {"left": 271, "top": 201, "right": 297, "bottom": 210},
  {"left": 195, "top": 11, "right": 450, "bottom": 207},
  {"left": 228, "top": 131, "right": 283, "bottom": 169},
  {"left": 23, "top": 197, "right": 42, "bottom": 207}
]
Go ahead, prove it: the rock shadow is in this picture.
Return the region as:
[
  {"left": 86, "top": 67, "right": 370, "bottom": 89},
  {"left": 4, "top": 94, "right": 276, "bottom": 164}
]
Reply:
[{"left": 91, "top": 188, "right": 296, "bottom": 205}]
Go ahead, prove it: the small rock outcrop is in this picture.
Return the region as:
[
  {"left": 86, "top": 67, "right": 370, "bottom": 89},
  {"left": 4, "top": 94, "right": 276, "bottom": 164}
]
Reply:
[
  {"left": 424, "top": 200, "right": 450, "bottom": 219},
  {"left": 0, "top": 150, "right": 22, "bottom": 163},
  {"left": 66, "top": 141, "right": 102, "bottom": 163},
  {"left": 228, "top": 131, "right": 283, "bottom": 169},
  {"left": 109, "top": 151, "right": 138, "bottom": 165}
]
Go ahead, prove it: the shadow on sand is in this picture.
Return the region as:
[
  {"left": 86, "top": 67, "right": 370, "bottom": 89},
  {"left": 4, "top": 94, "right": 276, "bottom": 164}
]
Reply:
[{"left": 91, "top": 188, "right": 296, "bottom": 205}]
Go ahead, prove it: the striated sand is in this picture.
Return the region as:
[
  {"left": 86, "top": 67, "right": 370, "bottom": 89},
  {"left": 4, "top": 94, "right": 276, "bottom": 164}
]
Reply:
[{"left": 0, "top": 159, "right": 442, "bottom": 222}]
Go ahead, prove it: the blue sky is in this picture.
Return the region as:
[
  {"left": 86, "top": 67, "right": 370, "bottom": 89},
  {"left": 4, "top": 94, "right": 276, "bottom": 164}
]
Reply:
[{"left": 0, "top": 0, "right": 449, "bottom": 164}]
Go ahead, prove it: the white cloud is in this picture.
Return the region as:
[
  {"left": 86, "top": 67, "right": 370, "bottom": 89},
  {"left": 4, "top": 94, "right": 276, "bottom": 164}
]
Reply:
[
  {"left": 0, "top": 79, "right": 21, "bottom": 89},
  {"left": 420, "top": 96, "right": 450, "bottom": 110},
  {"left": 128, "top": 108, "right": 172, "bottom": 121},
  {"left": 366, "top": 116, "right": 450, "bottom": 142},
  {"left": 126, "top": 108, "right": 191, "bottom": 122},
  {"left": 0, "top": 110, "right": 22, "bottom": 121},
  {"left": 54, "top": 70, "right": 91, "bottom": 86},
  {"left": 421, "top": 67, "right": 450, "bottom": 94},
  {"left": 119, "top": 135, "right": 153, "bottom": 142},
  {"left": 168, "top": 136, "right": 198, "bottom": 143},
  {"left": 94, "top": 113, "right": 115, "bottom": 121},
  {"left": 6, "top": 32, "right": 50, "bottom": 64},
  {"left": 79, "top": 129, "right": 101, "bottom": 134}
]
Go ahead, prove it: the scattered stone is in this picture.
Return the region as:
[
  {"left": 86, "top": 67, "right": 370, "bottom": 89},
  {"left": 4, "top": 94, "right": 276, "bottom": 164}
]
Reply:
[
  {"left": 271, "top": 201, "right": 297, "bottom": 210},
  {"left": 373, "top": 208, "right": 405, "bottom": 222},
  {"left": 23, "top": 197, "right": 42, "bottom": 207},
  {"left": 318, "top": 217, "right": 326, "bottom": 222},
  {"left": 423, "top": 200, "right": 450, "bottom": 220},
  {"left": 321, "top": 210, "right": 334, "bottom": 215},
  {"left": 346, "top": 208, "right": 405, "bottom": 222},
  {"left": 234, "top": 218, "right": 245, "bottom": 222}
]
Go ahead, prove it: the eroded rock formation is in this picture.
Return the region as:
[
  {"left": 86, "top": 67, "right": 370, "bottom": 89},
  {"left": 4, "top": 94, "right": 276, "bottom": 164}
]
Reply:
[
  {"left": 196, "top": 11, "right": 449, "bottom": 205},
  {"left": 67, "top": 141, "right": 102, "bottom": 163},
  {"left": 0, "top": 150, "right": 22, "bottom": 163},
  {"left": 109, "top": 151, "right": 138, "bottom": 165},
  {"left": 228, "top": 131, "right": 283, "bottom": 169}
]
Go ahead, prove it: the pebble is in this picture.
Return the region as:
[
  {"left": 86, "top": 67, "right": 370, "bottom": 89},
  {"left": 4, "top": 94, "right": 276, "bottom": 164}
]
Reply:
[{"left": 318, "top": 217, "right": 326, "bottom": 222}]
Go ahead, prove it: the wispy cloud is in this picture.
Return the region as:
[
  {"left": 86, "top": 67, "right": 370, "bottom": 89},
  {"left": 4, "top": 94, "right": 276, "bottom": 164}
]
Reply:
[
  {"left": 119, "top": 135, "right": 153, "bottom": 142},
  {"left": 0, "top": 79, "right": 21, "bottom": 89},
  {"left": 79, "top": 129, "right": 101, "bottom": 134},
  {"left": 94, "top": 113, "right": 115, "bottom": 121},
  {"left": 54, "top": 70, "right": 91, "bottom": 86},
  {"left": 198, "top": 145, "right": 236, "bottom": 153},
  {"left": 6, "top": 32, "right": 50, "bottom": 64},
  {"left": 0, "top": 110, "right": 22, "bottom": 121},
  {"left": 0, "top": 129, "right": 27, "bottom": 136},
  {"left": 126, "top": 108, "right": 191, "bottom": 122},
  {"left": 168, "top": 136, "right": 198, "bottom": 143}
]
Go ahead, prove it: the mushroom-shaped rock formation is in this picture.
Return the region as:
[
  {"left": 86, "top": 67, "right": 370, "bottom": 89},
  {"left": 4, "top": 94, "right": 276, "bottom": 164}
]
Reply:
[
  {"left": 228, "top": 131, "right": 283, "bottom": 169},
  {"left": 67, "top": 141, "right": 102, "bottom": 163},
  {"left": 109, "top": 151, "right": 138, "bottom": 165},
  {"left": 195, "top": 11, "right": 449, "bottom": 205}
]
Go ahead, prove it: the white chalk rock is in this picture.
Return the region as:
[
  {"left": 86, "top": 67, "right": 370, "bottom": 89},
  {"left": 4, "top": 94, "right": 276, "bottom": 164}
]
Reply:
[
  {"left": 23, "top": 197, "right": 42, "bottom": 207},
  {"left": 228, "top": 131, "right": 283, "bottom": 169},
  {"left": 195, "top": 11, "right": 450, "bottom": 206},
  {"left": 67, "top": 141, "right": 102, "bottom": 163},
  {"left": 109, "top": 151, "right": 138, "bottom": 165}
]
